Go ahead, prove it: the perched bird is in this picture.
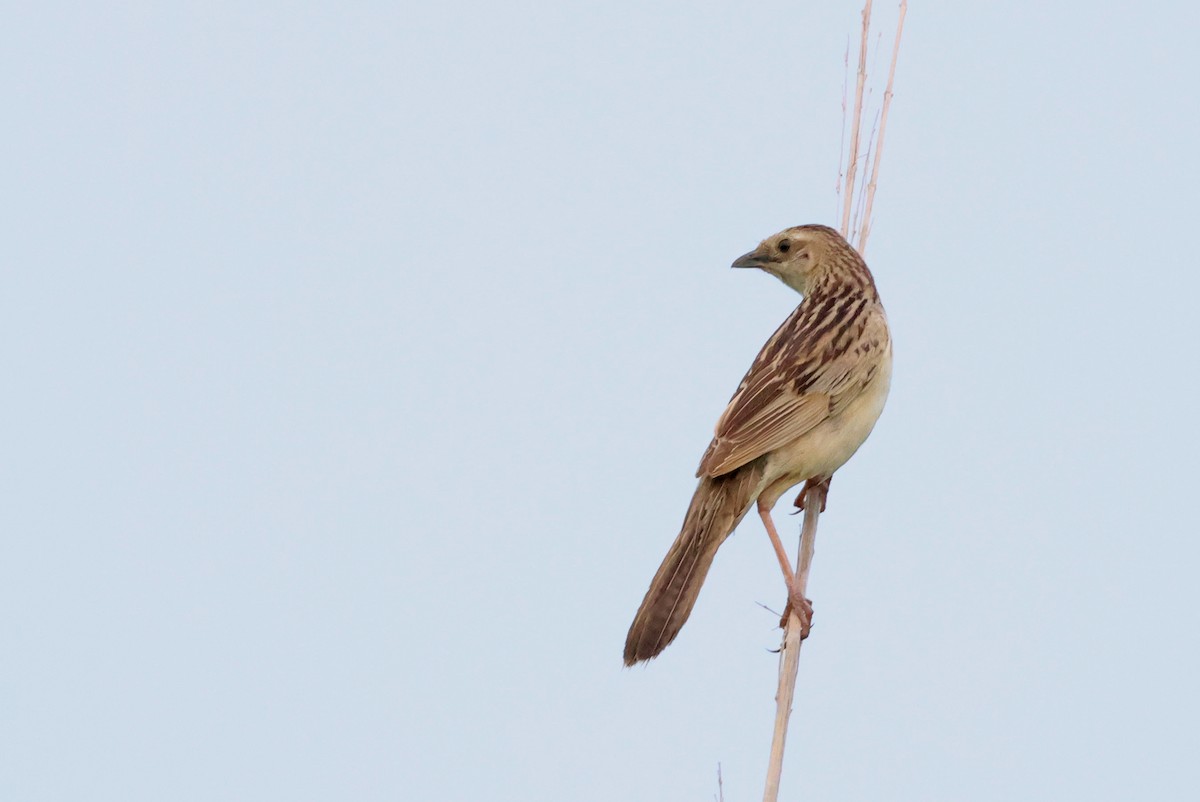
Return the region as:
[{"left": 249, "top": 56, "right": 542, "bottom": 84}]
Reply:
[{"left": 624, "top": 224, "right": 892, "bottom": 665}]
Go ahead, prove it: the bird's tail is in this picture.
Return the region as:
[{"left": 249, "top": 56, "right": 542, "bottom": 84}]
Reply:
[{"left": 623, "top": 462, "right": 764, "bottom": 665}]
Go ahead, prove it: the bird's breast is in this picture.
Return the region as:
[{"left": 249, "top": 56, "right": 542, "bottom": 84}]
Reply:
[{"left": 761, "top": 344, "right": 892, "bottom": 504}]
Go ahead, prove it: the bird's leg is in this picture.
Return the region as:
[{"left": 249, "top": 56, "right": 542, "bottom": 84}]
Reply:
[
  {"left": 792, "top": 476, "right": 831, "bottom": 513},
  {"left": 757, "top": 499, "right": 812, "bottom": 639}
]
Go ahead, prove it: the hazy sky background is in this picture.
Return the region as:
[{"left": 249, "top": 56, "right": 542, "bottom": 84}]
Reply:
[{"left": 4, "top": 1, "right": 1200, "bottom": 800}]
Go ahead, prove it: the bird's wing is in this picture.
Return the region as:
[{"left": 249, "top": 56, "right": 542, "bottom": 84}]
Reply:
[{"left": 696, "top": 302, "right": 886, "bottom": 478}]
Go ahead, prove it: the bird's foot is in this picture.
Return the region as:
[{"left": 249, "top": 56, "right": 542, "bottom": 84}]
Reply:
[
  {"left": 792, "top": 477, "right": 831, "bottom": 513},
  {"left": 779, "top": 587, "right": 814, "bottom": 639}
]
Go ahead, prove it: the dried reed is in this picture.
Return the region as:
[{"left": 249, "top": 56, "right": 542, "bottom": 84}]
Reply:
[{"left": 761, "top": 4, "right": 907, "bottom": 800}]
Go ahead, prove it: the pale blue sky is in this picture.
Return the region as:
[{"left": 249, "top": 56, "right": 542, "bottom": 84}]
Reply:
[{"left": 4, "top": 2, "right": 1199, "bottom": 800}]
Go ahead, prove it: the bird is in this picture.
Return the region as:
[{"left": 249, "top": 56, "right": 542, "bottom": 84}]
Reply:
[{"left": 624, "top": 224, "right": 892, "bottom": 666}]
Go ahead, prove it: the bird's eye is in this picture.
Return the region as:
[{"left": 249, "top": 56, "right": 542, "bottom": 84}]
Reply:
[{"left": 778, "top": 240, "right": 791, "bottom": 253}]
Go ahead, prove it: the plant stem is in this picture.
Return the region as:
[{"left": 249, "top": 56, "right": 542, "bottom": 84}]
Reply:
[
  {"left": 761, "top": 486, "right": 822, "bottom": 802},
  {"left": 839, "top": 0, "right": 873, "bottom": 235},
  {"left": 858, "top": 0, "right": 907, "bottom": 254}
]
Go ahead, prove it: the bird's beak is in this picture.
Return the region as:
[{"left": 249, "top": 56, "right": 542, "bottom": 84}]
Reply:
[{"left": 731, "top": 249, "right": 764, "bottom": 269}]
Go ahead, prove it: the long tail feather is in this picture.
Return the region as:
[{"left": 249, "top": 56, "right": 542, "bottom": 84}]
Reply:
[{"left": 623, "top": 462, "right": 764, "bottom": 665}]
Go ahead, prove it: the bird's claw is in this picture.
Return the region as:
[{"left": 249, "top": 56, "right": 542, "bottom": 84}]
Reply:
[
  {"left": 792, "top": 477, "right": 831, "bottom": 513},
  {"left": 779, "top": 589, "right": 814, "bottom": 639}
]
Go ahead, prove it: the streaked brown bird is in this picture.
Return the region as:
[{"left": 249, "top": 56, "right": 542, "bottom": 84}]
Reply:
[{"left": 624, "top": 224, "right": 892, "bottom": 665}]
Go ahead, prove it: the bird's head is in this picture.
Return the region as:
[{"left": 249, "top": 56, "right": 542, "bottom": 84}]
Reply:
[{"left": 731, "top": 224, "right": 854, "bottom": 295}]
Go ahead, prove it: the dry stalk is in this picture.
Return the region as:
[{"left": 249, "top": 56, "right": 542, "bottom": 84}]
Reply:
[
  {"left": 839, "top": 0, "right": 872, "bottom": 235},
  {"left": 858, "top": 0, "right": 907, "bottom": 254},
  {"left": 761, "top": 4, "right": 906, "bottom": 801},
  {"left": 851, "top": 110, "right": 880, "bottom": 246},
  {"left": 835, "top": 37, "right": 849, "bottom": 215},
  {"left": 761, "top": 486, "right": 821, "bottom": 802}
]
